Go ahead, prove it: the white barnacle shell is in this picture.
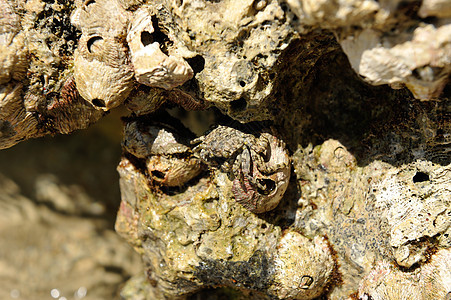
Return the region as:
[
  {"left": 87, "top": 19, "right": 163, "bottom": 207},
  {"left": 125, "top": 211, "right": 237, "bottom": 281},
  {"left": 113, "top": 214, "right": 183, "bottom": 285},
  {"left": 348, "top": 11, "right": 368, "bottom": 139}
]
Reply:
[
  {"left": 0, "top": 0, "right": 28, "bottom": 85},
  {"left": 341, "top": 24, "right": 451, "bottom": 100},
  {"left": 126, "top": 7, "right": 193, "bottom": 90},
  {"left": 74, "top": 34, "right": 134, "bottom": 110},
  {"left": 72, "top": 0, "right": 133, "bottom": 110},
  {"left": 271, "top": 231, "right": 335, "bottom": 300}
]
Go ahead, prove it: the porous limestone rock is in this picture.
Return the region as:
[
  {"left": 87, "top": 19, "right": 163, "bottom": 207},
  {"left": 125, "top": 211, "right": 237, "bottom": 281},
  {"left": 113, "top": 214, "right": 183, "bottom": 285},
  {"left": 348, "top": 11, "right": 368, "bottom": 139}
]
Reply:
[
  {"left": 287, "top": 0, "right": 451, "bottom": 100},
  {"left": 0, "top": 0, "right": 105, "bottom": 149}
]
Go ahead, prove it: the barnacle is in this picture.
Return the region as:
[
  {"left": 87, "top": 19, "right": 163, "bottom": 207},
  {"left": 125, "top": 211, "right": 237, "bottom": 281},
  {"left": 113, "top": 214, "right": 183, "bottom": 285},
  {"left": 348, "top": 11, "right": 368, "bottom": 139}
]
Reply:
[
  {"left": 126, "top": 6, "right": 193, "bottom": 90},
  {"left": 72, "top": 0, "right": 134, "bottom": 110},
  {"left": 193, "top": 126, "right": 290, "bottom": 213},
  {"left": 271, "top": 231, "right": 335, "bottom": 299},
  {"left": 74, "top": 34, "right": 134, "bottom": 110},
  {"left": 123, "top": 119, "right": 203, "bottom": 186},
  {"left": 45, "top": 76, "right": 104, "bottom": 134}
]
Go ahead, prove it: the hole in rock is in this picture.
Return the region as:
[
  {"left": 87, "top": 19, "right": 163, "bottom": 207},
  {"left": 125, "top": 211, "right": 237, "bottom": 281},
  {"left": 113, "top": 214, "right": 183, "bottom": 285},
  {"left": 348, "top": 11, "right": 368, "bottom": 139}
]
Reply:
[
  {"left": 141, "top": 31, "right": 154, "bottom": 47},
  {"left": 257, "top": 179, "right": 276, "bottom": 195},
  {"left": 151, "top": 170, "right": 165, "bottom": 179},
  {"left": 91, "top": 98, "right": 106, "bottom": 108},
  {"left": 230, "top": 97, "right": 247, "bottom": 111},
  {"left": 87, "top": 36, "right": 103, "bottom": 53},
  {"left": 147, "top": 15, "right": 172, "bottom": 55},
  {"left": 186, "top": 55, "right": 205, "bottom": 75},
  {"left": 239, "top": 81, "right": 246, "bottom": 87},
  {"left": 413, "top": 171, "right": 429, "bottom": 183}
]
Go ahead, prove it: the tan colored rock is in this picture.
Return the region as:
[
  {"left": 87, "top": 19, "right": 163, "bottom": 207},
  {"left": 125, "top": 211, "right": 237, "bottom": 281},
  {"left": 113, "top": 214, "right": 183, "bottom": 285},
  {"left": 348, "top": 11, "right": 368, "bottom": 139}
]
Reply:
[
  {"left": 419, "top": 0, "right": 451, "bottom": 18},
  {"left": 0, "top": 1, "right": 28, "bottom": 85},
  {"left": 358, "top": 260, "right": 422, "bottom": 300},
  {"left": 371, "top": 161, "right": 451, "bottom": 267},
  {"left": 341, "top": 25, "right": 451, "bottom": 100},
  {"left": 271, "top": 231, "right": 335, "bottom": 299},
  {"left": 127, "top": 6, "right": 193, "bottom": 90},
  {"left": 420, "top": 248, "right": 451, "bottom": 300}
]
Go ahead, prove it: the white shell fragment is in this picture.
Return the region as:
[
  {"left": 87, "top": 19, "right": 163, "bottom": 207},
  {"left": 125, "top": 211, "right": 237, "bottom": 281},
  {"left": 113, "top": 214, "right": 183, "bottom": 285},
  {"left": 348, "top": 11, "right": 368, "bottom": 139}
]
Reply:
[
  {"left": 418, "top": 0, "right": 451, "bottom": 18},
  {"left": 340, "top": 24, "right": 451, "bottom": 100},
  {"left": 127, "top": 7, "right": 193, "bottom": 90}
]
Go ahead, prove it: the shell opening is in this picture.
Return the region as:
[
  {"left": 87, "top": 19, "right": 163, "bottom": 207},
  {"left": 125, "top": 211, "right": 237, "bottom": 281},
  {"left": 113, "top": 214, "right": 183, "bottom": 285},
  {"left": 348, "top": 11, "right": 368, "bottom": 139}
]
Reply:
[
  {"left": 91, "top": 98, "right": 106, "bottom": 108},
  {"left": 87, "top": 36, "right": 104, "bottom": 54},
  {"left": 257, "top": 178, "right": 276, "bottom": 195}
]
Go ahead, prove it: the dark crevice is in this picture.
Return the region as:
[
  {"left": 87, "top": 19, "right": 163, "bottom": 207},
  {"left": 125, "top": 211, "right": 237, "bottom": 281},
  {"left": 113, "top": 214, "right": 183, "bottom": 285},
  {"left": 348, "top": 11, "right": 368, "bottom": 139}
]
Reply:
[
  {"left": 91, "top": 98, "right": 106, "bottom": 108},
  {"left": 413, "top": 172, "right": 430, "bottom": 183},
  {"left": 148, "top": 15, "right": 173, "bottom": 55},
  {"left": 186, "top": 55, "right": 205, "bottom": 75}
]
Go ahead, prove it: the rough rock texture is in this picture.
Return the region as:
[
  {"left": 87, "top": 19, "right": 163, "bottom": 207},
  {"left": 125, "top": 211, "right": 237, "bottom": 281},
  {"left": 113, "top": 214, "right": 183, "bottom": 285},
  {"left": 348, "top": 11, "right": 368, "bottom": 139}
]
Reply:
[{"left": 1, "top": 0, "right": 450, "bottom": 299}]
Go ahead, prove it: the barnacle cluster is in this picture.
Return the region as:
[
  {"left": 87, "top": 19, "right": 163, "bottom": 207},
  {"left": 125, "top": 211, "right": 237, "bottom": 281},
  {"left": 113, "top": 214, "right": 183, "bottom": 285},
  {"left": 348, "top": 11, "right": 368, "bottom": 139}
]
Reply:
[
  {"left": 122, "top": 117, "right": 203, "bottom": 187},
  {"left": 71, "top": 0, "right": 194, "bottom": 111}
]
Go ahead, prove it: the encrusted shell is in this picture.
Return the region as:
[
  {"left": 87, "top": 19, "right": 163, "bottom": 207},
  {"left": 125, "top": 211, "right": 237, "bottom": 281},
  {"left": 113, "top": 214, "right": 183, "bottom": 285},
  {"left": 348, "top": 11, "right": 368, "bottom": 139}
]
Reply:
[
  {"left": 193, "top": 126, "right": 290, "bottom": 213},
  {"left": 126, "top": 7, "right": 193, "bottom": 89},
  {"left": 72, "top": 0, "right": 133, "bottom": 110},
  {"left": 74, "top": 34, "right": 134, "bottom": 110},
  {"left": 231, "top": 132, "right": 290, "bottom": 213},
  {"left": 271, "top": 231, "right": 335, "bottom": 299},
  {"left": 122, "top": 120, "right": 203, "bottom": 186}
]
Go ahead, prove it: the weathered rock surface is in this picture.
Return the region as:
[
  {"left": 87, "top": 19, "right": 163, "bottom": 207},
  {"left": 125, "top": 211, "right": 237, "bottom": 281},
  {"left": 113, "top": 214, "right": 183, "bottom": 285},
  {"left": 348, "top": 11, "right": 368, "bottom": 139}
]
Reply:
[{"left": 0, "top": 0, "right": 450, "bottom": 299}]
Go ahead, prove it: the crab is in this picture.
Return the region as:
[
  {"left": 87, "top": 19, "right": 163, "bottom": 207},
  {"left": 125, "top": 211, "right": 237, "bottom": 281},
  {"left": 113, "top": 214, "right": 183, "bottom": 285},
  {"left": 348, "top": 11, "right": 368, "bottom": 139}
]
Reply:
[{"left": 192, "top": 126, "right": 290, "bottom": 213}]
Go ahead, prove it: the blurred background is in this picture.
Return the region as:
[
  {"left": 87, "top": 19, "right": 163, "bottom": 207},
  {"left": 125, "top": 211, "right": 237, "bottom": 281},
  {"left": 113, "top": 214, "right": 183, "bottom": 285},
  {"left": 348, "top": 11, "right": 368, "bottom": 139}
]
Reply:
[{"left": 0, "top": 109, "right": 142, "bottom": 300}]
